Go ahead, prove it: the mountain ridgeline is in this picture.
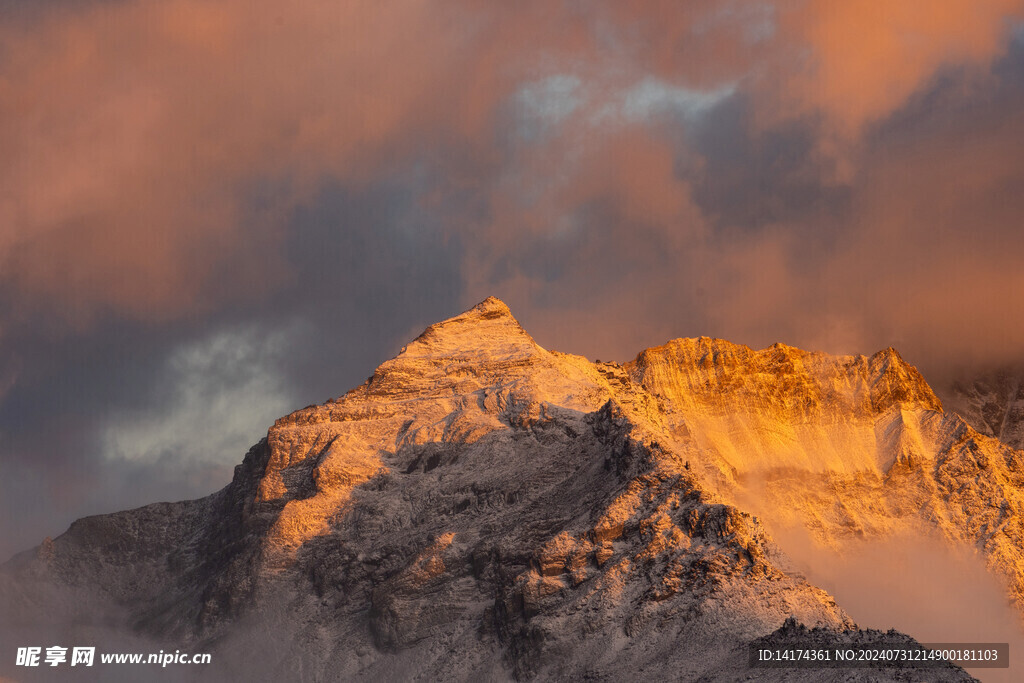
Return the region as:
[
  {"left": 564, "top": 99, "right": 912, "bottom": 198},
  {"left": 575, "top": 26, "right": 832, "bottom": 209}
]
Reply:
[{"left": 5, "top": 297, "right": 1017, "bottom": 681}]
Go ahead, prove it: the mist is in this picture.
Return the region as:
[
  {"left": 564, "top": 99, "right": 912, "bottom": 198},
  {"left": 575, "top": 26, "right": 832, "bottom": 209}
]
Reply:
[{"left": 770, "top": 523, "right": 1024, "bottom": 682}]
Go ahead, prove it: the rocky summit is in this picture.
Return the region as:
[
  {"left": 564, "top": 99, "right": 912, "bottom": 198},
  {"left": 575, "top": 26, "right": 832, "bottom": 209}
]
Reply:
[{"left": 5, "top": 297, "right": 1014, "bottom": 681}]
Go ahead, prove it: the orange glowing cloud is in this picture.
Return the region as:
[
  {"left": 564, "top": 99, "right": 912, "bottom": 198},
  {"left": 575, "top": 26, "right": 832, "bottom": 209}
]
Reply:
[
  {"left": 2, "top": 0, "right": 1023, "bottom": 352},
  {"left": 0, "top": 0, "right": 503, "bottom": 322},
  {"left": 770, "top": 0, "right": 1024, "bottom": 135}
]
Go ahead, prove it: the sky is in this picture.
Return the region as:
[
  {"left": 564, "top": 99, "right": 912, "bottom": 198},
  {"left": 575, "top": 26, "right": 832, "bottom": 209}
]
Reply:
[{"left": 2, "top": 0, "right": 1024, "bottom": 558}]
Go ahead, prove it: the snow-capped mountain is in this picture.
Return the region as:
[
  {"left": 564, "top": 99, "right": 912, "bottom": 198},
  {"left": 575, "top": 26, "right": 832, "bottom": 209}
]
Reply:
[{"left": 3, "top": 297, "right": 1003, "bottom": 681}]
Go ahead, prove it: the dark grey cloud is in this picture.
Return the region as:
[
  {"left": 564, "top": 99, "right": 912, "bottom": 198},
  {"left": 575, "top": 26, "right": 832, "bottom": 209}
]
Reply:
[
  {"left": 687, "top": 93, "right": 852, "bottom": 238},
  {"left": 0, "top": 315, "right": 203, "bottom": 557},
  {"left": 272, "top": 176, "right": 465, "bottom": 402},
  {"left": 0, "top": 173, "right": 463, "bottom": 560}
]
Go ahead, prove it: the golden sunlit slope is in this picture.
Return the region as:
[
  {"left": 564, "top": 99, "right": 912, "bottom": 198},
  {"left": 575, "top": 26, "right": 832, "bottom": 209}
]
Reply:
[
  {"left": 628, "top": 338, "right": 941, "bottom": 474},
  {"left": 620, "top": 334, "right": 1024, "bottom": 620}
]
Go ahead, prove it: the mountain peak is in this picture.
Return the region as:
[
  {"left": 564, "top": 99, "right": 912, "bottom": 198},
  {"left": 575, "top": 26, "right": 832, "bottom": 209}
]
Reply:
[
  {"left": 398, "top": 296, "right": 537, "bottom": 361},
  {"left": 473, "top": 295, "right": 513, "bottom": 316}
]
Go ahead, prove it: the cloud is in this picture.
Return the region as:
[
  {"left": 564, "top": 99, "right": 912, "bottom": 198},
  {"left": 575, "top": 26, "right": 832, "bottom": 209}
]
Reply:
[
  {"left": 595, "top": 77, "right": 735, "bottom": 124},
  {"left": 476, "top": 29, "right": 1024, "bottom": 378},
  {"left": 99, "top": 324, "right": 298, "bottom": 466},
  {"left": 0, "top": 0, "right": 491, "bottom": 323},
  {"left": 771, "top": 524, "right": 1024, "bottom": 682},
  {"left": 3, "top": 0, "right": 1019, "bottom": 331},
  {"left": 510, "top": 75, "right": 585, "bottom": 142},
  {"left": 767, "top": 1, "right": 1024, "bottom": 137}
]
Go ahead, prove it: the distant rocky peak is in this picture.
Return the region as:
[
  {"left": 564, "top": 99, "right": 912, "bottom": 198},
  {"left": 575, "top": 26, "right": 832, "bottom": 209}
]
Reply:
[{"left": 627, "top": 336, "right": 941, "bottom": 419}]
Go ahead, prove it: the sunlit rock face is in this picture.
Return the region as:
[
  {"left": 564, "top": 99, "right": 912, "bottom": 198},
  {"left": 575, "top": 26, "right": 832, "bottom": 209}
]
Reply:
[
  {"left": 628, "top": 338, "right": 942, "bottom": 475},
  {"left": 0, "top": 297, "right": 997, "bottom": 681},
  {"left": 626, "top": 339, "right": 1024, "bottom": 617},
  {"left": 625, "top": 335, "right": 1024, "bottom": 624}
]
